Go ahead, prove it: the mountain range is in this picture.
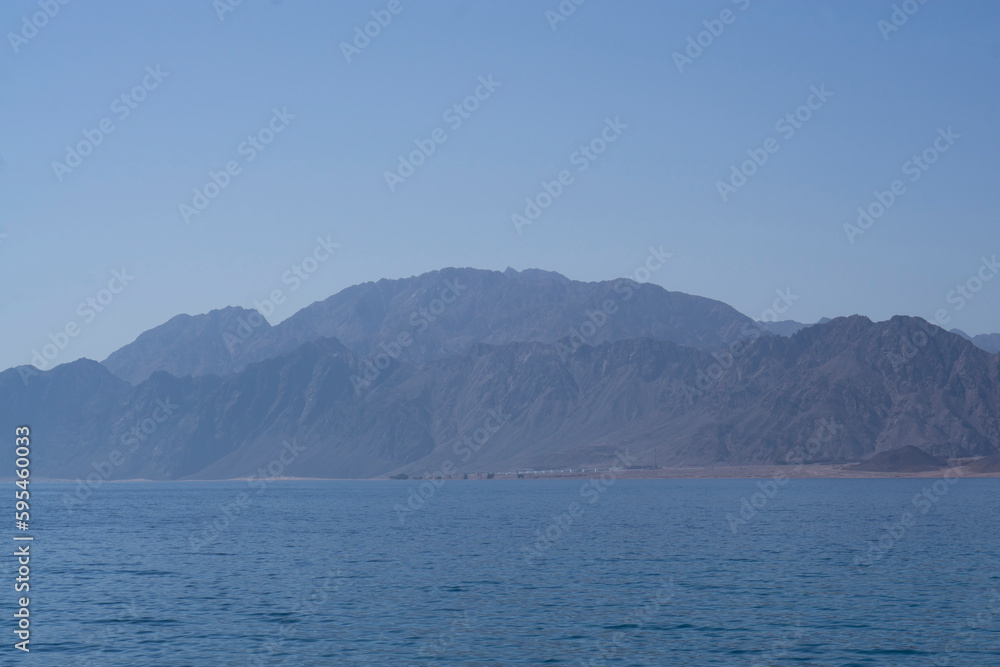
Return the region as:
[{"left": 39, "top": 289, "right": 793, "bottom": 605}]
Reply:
[
  {"left": 101, "top": 268, "right": 755, "bottom": 384},
  {"left": 950, "top": 329, "right": 1000, "bottom": 354},
  {"left": 3, "top": 268, "right": 998, "bottom": 480},
  {"left": 761, "top": 318, "right": 1000, "bottom": 355}
]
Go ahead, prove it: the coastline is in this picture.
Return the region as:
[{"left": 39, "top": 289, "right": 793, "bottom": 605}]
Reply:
[{"left": 21, "top": 464, "right": 1000, "bottom": 483}]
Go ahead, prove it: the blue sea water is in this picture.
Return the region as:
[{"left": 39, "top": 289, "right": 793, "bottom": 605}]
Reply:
[{"left": 11, "top": 478, "right": 1000, "bottom": 665}]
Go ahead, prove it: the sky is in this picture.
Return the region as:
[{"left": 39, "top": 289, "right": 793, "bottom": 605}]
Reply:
[{"left": 2, "top": 0, "right": 998, "bottom": 371}]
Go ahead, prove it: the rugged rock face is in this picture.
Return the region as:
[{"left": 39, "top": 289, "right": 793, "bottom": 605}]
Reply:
[
  {"left": 4, "top": 313, "right": 999, "bottom": 480},
  {"left": 100, "top": 268, "right": 760, "bottom": 384}
]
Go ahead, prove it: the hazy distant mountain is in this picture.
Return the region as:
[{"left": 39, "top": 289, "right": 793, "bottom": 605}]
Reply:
[
  {"left": 0, "top": 360, "right": 133, "bottom": 477},
  {"left": 944, "top": 329, "right": 1000, "bottom": 355},
  {"left": 757, "top": 317, "right": 831, "bottom": 337},
  {"left": 972, "top": 333, "right": 1000, "bottom": 354},
  {"left": 757, "top": 320, "right": 810, "bottom": 337},
  {"left": 101, "top": 268, "right": 760, "bottom": 384},
  {"left": 6, "top": 315, "right": 998, "bottom": 480},
  {"left": 102, "top": 307, "right": 275, "bottom": 385}
]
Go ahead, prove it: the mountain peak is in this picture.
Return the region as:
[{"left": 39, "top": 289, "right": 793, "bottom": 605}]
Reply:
[{"left": 98, "top": 267, "right": 756, "bottom": 384}]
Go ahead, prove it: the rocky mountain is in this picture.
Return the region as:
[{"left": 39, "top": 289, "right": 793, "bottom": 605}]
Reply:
[
  {"left": 964, "top": 454, "right": 1000, "bottom": 473},
  {"left": 102, "top": 307, "right": 275, "bottom": 385},
  {"left": 851, "top": 445, "right": 947, "bottom": 472},
  {"left": 5, "top": 314, "right": 999, "bottom": 480},
  {"left": 948, "top": 329, "right": 1000, "bottom": 355},
  {"left": 101, "top": 268, "right": 760, "bottom": 384}
]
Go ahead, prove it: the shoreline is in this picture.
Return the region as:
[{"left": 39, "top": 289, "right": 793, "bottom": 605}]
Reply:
[
  {"left": 508, "top": 464, "right": 999, "bottom": 480},
  {"left": 19, "top": 464, "right": 1000, "bottom": 483}
]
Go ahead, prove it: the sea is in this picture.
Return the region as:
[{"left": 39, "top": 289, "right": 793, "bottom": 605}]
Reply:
[{"left": 13, "top": 478, "right": 1000, "bottom": 665}]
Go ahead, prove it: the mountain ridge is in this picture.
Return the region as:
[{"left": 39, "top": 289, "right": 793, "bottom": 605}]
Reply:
[
  {"left": 100, "top": 267, "right": 762, "bottom": 384},
  {"left": 5, "top": 314, "right": 998, "bottom": 480}
]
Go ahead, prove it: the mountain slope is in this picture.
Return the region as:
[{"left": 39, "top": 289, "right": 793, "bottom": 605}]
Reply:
[
  {"left": 100, "top": 268, "right": 760, "bottom": 384},
  {"left": 102, "top": 307, "right": 274, "bottom": 384},
  {"left": 852, "top": 446, "right": 946, "bottom": 472},
  {"left": 7, "top": 316, "right": 999, "bottom": 480},
  {"left": 0, "top": 360, "right": 133, "bottom": 477}
]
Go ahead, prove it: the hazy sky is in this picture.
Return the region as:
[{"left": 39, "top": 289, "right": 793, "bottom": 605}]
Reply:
[{"left": 2, "top": 0, "right": 998, "bottom": 371}]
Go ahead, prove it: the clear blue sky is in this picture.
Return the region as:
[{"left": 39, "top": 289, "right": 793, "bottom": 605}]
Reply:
[{"left": 2, "top": 0, "right": 998, "bottom": 371}]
